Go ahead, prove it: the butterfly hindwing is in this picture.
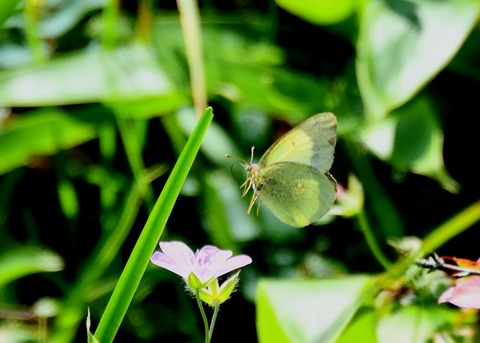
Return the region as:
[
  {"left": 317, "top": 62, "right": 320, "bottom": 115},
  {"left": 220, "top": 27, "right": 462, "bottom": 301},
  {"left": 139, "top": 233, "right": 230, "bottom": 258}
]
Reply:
[{"left": 256, "top": 162, "right": 337, "bottom": 227}]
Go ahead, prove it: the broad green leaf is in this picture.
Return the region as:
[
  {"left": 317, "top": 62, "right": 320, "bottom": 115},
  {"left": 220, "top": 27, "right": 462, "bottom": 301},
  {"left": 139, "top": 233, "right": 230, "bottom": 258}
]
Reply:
[
  {"left": 0, "top": 106, "right": 115, "bottom": 175},
  {"left": 275, "top": 0, "right": 358, "bottom": 25},
  {"left": 449, "top": 27, "right": 480, "bottom": 81},
  {"left": 203, "top": 170, "right": 260, "bottom": 246},
  {"left": 0, "top": 247, "right": 64, "bottom": 288},
  {"left": 0, "top": 322, "right": 38, "bottom": 341},
  {"left": 39, "top": 0, "right": 104, "bottom": 39},
  {"left": 0, "top": 0, "right": 21, "bottom": 28},
  {"left": 357, "top": 0, "right": 480, "bottom": 118},
  {"left": 336, "top": 309, "right": 377, "bottom": 343},
  {"left": 360, "top": 96, "right": 459, "bottom": 192},
  {"left": 0, "top": 44, "right": 178, "bottom": 107},
  {"left": 201, "top": 28, "right": 328, "bottom": 120},
  {"left": 107, "top": 94, "right": 187, "bottom": 119},
  {"left": 207, "top": 59, "right": 328, "bottom": 122},
  {"left": 256, "top": 275, "right": 373, "bottom": 343},
  {"left": 154, "top": 20, "right": 329, "bottom": 119},
  {"left": 376, "top": 305, "right": 457, "bottom": 343}
]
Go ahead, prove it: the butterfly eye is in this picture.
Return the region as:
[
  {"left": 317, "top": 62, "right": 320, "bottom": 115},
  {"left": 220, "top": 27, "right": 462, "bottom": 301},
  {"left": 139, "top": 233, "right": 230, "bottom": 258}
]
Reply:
[{"left": 248, "top": 164, "right": 260, "bottom": 176}]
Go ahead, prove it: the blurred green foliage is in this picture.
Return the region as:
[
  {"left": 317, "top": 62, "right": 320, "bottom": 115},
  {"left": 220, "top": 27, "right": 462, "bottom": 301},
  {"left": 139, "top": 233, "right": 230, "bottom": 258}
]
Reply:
[{"left": 1, "top": 0, "right": 480, "bottom": 342}]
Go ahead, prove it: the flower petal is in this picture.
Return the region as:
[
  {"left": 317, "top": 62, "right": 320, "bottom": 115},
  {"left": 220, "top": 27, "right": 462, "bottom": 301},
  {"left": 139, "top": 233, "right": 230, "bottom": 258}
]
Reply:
[
  {"left": 150, "top": 241, "right": 194, "bottom": 279},
  {"left": 213, "top": 255, "right": 252, "bottom": 277},
  {"left": 209, "top": 248, "right": 234, "bottom": 265},
  {"left": 150, "top": 252, "right": 187, "bottom": 279},
  {"left": 438, "top": 276, "right": 480, "bottom": 309},
  {"left": 160, "top": 241, "right": 194, "bottom": 264},
  {"left": 196, "top": 246, "right": 232, "bottom": 265}
]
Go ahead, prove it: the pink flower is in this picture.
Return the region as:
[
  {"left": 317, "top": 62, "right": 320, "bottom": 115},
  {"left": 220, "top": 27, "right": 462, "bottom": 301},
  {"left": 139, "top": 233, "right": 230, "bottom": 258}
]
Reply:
[
  {"left": 150, "top": 241, "right": 252, "bottom": 285},
  {"left": 438, "top": 276, "right": 480, "bottom": 309}
]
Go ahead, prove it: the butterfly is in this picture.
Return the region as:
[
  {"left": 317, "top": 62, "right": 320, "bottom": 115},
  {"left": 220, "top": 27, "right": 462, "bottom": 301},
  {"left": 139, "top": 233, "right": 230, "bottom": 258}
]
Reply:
[{"left": 231, "top": 113, "right": 337, "bottom": 227}]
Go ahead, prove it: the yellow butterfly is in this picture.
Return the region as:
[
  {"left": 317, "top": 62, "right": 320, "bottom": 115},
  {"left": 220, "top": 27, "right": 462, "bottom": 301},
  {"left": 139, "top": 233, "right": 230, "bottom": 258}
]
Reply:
[{"left": 235, "top": 113, "right": 337, "bottom": 227}]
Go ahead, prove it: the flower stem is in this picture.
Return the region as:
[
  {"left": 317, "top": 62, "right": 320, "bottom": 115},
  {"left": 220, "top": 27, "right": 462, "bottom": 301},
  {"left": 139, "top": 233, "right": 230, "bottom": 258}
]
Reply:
[
  {"left": 195, "top": 289, "right": 210, "bottom": 343},
  {"left": 208, "top": 301, "right": 220, "bottom": 342},
  {"left": 356, "top": 209, "right": 391, "bottom": 270}
]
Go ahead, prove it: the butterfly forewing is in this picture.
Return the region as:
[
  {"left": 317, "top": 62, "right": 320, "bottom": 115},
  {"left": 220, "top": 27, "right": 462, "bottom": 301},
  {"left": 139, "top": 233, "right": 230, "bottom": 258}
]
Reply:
[{"left": 259, "top": 113, "right": 337, "bottom": 173}]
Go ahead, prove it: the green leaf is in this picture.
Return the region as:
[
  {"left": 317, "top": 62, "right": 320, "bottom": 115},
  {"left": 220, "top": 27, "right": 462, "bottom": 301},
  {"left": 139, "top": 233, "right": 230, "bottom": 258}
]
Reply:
[
  {"left": 336, "top": 309, "right": 378, "bottom": 343},
  {"left": 256, "top": 275, "right": 373, "bottom": 343},
  {"left": 0, "top": 106, "right": 115, "bottom": 175},
  {"left": 275, "top": 0, "right": 358, "bottom": 25},
  {"left": 203, "top": 170, "right": 260, "bottom": 247},
  {"left": 376, "top": 305, "right": 456, "bottom": 343},
  {"left": 360, "top": 96, "right": 459, "bottom": 192},
  {"left": 0, "top": 0, "right": 21, "bottom": 28},
  {"left": 107, "top": 94, "right": 188, "bottom": 120},
  {"left": 0, "top": 44, "right": 178, "bottom": 107},
  {"left": 449, "top": 27, "right": 480, "bottom": 81},
  {"left": 0, "top": 247, "right": 64, "bottom": 288},
  {"left": 39, "top": 0, "right": 104, "bottom": 39},
  {"left": 357, "top": 0, "right": 480, "bottom": 118}
]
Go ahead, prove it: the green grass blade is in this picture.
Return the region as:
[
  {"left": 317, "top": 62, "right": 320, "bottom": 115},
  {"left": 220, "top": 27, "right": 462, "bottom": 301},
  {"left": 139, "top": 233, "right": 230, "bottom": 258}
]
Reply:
[
  {"left": 421, "top": 199, "right": 480, "bottom": 255},
  {"left": 94, "top": 107, "right": 214, "bottom": 343},
  {"left": 51, "top": 181, "right": 145, "bottom": 343}
]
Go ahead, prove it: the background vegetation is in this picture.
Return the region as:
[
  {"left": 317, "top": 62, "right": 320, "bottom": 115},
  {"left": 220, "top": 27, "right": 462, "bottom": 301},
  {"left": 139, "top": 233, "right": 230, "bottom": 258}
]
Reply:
[{"left": 1, "top": 0, "right": 480, "bottom": 342}]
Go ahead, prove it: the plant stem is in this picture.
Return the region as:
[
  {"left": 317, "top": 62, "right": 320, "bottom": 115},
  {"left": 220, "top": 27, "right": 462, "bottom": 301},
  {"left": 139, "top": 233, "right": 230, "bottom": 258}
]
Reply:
[
  {"left": 176, "top": 0, "right": 207, "bottom": 116},
  {"left": 357, "top": 209, "right": 392, "bottom": 270},
  {"left": 195, "top": 289, "right": 210, "bottom": 343},
  {"left": 208, "top": 301, "right": 220, "bottom": 342}
]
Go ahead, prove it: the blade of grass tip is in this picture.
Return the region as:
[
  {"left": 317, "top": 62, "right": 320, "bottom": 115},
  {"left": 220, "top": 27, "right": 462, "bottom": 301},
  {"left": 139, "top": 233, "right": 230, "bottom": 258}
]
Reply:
[{"left": 94, "top": 107, "right": 213, "bottom": 343}]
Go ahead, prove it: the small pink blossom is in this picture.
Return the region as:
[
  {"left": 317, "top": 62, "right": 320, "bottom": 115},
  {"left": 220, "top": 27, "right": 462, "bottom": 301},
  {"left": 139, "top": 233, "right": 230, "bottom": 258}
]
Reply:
[
  {"left": 438, "top": 276, "right": 480, "bottom": 309},
  {"left": 150, "top": 241, "right": 252, "bottom": 285}
]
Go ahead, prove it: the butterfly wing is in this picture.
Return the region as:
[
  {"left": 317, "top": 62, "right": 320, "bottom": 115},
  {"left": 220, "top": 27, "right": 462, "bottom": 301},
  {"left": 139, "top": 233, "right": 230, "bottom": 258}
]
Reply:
[
  {"left": 256, "top": 162, "right": 337, "bottom": 227},
  {"left": 259, "top": 113, "right": 337, "bottom": 173}
]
